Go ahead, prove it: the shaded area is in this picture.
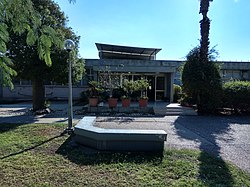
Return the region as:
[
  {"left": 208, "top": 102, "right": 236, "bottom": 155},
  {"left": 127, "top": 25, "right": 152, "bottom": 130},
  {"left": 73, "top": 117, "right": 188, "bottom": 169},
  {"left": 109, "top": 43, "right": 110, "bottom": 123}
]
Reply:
[
  {"left": 56, "top": 135, "right": 163, "bottom": 166},
  {"left": 0, "top": 104, "right": 38, "bottom": 127},
  {"left": 198, "top": 152, "right": 235, "bottom": 186},
  {"left": 174, "top": 116, "right": 250, "bottom": 186},
  {"left": 0, "top": 123, "right": 30, "bottom": 133},
  {"left": 1, "top": 133, "right": 63, "bottom": 159}
]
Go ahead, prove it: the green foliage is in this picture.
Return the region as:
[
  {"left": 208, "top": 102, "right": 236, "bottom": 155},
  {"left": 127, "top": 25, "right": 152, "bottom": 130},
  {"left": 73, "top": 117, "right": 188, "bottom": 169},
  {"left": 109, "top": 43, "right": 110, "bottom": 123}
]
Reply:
[
  {"left": 122, "top": 79, "right": 136, "bottom": 98},
  {"left": 5, "top": 0, "right": 85, "bottom": 110},
  {"left": 134, "top": 78, "right": 149, "bottom": 98},
  {"left": 0, "top": 0, "right": 34, "bottom": 88},
  {"left": 0, "top": 0, "right": 66, "bottom": 88},
  {"left": 182, "top": 46, "right": 222, "bottom": 113},
  {"left": 0, "top": 123, "right": 249, "bottom": 186},
  {"left": 173, "top": 84, "right": 182, "bottom": 103},
  {"left": 98, "top": 66, "right": 121, "bottom": 97},
  {"left": 3, "top": 0, "right": 38, "bottom": 35},
  {"left": 26, "top": 28, "right": 37, "bottom": 45},
  {"left": 80, "top": 90, "right": 88, "bottom": 103},
  {"left": 88, "top": 81, "right": 104, "bottom": 97},
  {"left": 112, "top": 87, "right": 125, "bottom": 100},
  {"left": 0, "top": 56, "right": 17, "bottom": 89},
  {"left": 179, "top": 93, "right": 196, "bottom": 107},
  {"left": 7, "top": 0, "right": 84, "bottom": 84},
  {"left": 0, "top": 23, "right": 9, "bottom": 52},
  {"left": 222, "top": 81, "right": 250, "bottom": 113},
  {"left": 0, "top": 22, "right": 17, "bottom": 89}
]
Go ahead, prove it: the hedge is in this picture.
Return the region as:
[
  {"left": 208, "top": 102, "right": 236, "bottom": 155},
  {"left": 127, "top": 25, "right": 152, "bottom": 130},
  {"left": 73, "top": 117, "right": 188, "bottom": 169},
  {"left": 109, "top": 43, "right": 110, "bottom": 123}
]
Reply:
[{"left": 223, "top": 81, "right": 250, "bottom": 113}]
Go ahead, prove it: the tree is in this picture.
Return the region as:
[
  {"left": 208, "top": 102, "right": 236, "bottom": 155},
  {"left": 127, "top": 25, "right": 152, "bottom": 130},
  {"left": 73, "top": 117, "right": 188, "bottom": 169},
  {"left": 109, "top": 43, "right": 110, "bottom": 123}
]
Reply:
[
  {"left": 7, "top": 0, "right": 84, "bottom": 111},
  {"left": 199, "top": 0, "right": 213, "bottom": 64},
  {"left": 182, "top": 46, "right": 222, "bottom": 113},
  {"left": 0, "top": 0, "right": 65, "bottom": 89},
  {"left": 181, "top": 0, "right": 221, "bottom": 114}
]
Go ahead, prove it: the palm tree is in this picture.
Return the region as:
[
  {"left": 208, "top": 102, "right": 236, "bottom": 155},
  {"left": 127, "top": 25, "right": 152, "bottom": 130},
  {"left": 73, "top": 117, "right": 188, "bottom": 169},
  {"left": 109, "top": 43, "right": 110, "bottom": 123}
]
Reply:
[{"left": 199, "top": 0, "right": 213, "bottom": 64}]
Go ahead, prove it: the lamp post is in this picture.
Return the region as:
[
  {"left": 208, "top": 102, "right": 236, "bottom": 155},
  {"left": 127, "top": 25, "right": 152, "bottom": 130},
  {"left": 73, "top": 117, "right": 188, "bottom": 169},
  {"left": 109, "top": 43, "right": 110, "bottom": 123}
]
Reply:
[{"left": 64, "top": 39, "right": 75, "bottom": 134}]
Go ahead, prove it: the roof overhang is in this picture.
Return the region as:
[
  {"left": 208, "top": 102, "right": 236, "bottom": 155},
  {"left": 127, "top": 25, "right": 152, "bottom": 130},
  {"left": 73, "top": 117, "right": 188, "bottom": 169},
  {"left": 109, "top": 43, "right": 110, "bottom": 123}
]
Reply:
[{"left": 95, "top": 43, "right": 161, "bottom": 60}]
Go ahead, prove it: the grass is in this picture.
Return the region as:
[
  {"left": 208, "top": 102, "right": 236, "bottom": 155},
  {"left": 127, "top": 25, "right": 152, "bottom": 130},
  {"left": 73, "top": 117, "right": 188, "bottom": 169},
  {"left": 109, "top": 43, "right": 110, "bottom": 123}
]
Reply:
[{"left": 0, "top": 123, "right": 249, "bottom": 187}]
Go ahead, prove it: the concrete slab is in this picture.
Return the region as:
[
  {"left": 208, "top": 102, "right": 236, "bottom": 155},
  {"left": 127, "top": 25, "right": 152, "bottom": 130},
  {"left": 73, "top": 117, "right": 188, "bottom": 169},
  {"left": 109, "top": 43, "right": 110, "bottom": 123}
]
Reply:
[{"left": 74, "top": 116, "right": 167, "bottom": 152}]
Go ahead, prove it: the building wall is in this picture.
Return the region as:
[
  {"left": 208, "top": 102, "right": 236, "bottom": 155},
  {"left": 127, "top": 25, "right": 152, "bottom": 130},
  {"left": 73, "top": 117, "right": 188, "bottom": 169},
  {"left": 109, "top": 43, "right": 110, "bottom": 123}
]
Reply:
[
  {"left": 1, "top": 60, "right": 249, "bottom": 101},
  {"left": 85, "top": 59, "right": 180, "bottom": 73},
  {"left": 219, "top": 61, "right": 250, "bottom": 82},
  {"left": 2, "top": 85, "right": 87, "bottom": 100},
  {"left": 85, "top": 59, "right": 180, "bottom": 102},
  {"left": 173, "top": 61, "right": 250, "bottom": 85}
]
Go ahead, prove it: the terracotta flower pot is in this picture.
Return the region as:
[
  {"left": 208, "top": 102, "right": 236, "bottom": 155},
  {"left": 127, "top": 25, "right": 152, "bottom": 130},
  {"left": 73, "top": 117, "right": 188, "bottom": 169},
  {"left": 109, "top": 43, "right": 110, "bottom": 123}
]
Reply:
[
  {"left": 89, "top": 97, "right": 98, "bottom": 107},
  {"left": 108, "top": 98, "right": 118, "bottom": 108},
  {"left": 122, "top": 98, "right": 131, "bottom": 107},
  {"left": 139, "top": 98, "right": 148, "bottom": 108}
]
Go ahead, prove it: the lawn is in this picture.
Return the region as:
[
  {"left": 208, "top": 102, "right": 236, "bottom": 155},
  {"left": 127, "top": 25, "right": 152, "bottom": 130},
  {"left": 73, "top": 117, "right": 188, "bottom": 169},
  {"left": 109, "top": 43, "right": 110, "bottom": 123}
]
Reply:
[{"left": 0, "top": 123, "right": 249, "bottom": 187}]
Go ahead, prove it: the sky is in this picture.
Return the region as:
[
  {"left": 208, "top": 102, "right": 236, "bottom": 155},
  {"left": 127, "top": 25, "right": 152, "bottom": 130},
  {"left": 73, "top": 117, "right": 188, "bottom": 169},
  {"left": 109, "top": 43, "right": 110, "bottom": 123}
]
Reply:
[{"left": 55, "top": 0, "right": 250, "bottom": 61}]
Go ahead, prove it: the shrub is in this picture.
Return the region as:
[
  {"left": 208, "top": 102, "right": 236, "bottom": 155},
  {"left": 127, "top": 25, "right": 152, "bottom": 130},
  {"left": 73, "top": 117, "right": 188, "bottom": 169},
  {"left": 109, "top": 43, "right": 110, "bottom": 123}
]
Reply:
[
  {"left": 112, "top": 87, "right": 126, "bottom": 101},
  {"left": 222, "top": 81, "right": 250, "bottom": 113},
  {"left": 179, "top": 93, "right": 196, "bottom": 107},
  {"left": 173, "top": 84, "right": 182, "bottom": 103},
  {"left": 122, "top": 79, "right": 136, "bottom": 98},
  {"left": 88, "top": 81, "right": 103, "bottom": 97},
  {"left": 80, "top": 91, "right": 89, "bottom": 103},
  {"left": 182, "top": 46, "right": 222, "bottom": 114},
  {"left": 134, "top": 79, "right": 149, "bottom": 99}
]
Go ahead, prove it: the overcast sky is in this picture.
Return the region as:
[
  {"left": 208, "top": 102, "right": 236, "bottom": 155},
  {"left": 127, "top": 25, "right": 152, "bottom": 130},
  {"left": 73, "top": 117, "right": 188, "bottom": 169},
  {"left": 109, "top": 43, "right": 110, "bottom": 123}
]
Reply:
[{"left": 55, "top": 0, "right": 250, "bottom": 61}]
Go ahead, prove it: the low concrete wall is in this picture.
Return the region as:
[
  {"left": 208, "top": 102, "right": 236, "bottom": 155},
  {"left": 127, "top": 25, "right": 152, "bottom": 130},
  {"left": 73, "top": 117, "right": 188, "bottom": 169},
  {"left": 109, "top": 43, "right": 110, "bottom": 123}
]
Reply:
[{"left": 74, "top": 116, "right": 167, "bottom": 152}]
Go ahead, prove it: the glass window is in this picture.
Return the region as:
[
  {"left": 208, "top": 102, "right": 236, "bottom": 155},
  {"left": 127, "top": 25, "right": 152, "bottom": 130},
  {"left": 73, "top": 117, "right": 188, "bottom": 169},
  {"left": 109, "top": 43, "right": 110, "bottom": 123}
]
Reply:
[{"left": 156, "top": 77, "right": 164, "bottom": 90}]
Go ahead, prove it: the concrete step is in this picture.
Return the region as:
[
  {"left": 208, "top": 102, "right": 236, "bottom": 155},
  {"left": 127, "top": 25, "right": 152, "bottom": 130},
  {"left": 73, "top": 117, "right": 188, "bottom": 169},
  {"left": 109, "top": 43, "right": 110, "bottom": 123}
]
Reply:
[{"left": 153, "top": 103, "right": 197, "bottom": 116}]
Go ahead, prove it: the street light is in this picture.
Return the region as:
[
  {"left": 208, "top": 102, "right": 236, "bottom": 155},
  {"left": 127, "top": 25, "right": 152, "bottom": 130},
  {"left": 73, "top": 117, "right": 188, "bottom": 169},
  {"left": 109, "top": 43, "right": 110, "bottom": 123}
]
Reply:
[{"left": 64, "top": 39, "right": 75, "bottom": 134}]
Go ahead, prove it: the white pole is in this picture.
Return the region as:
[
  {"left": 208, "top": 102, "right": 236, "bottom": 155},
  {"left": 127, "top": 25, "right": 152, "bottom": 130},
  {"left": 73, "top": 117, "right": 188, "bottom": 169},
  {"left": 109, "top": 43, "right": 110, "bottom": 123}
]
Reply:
[{"left": 68, "top": 51, "right": 73, "bottom": 131}]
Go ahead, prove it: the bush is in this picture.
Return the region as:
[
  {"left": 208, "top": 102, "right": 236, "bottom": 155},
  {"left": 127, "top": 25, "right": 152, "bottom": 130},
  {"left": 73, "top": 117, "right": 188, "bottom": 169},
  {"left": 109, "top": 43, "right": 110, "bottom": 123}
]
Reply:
[
  {"left": 179, "top": 94, "right": 196, "bottom": 107},
  {"left": 182, "top": 46, "right": 222, "bottom": 114},
  {"left": 80, "top": 91, "right": 89, "bottom": 103},
  {"left": 222, "top": 81, "right": 250, "bottom": 113},
  {"left": 173, "top": 84, "right": 182, "bottom": 103},
  {"left": 112, "top": 87, "right": 126, "bottom": 101}
]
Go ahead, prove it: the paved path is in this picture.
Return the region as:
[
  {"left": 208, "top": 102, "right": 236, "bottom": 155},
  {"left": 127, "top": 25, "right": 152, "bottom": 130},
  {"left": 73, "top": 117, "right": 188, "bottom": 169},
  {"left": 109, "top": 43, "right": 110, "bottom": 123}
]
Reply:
[
  {"left": 95, "top": 116, "right": 250, "bottom": 173},
  {"left": 0, "top": 102, "right": 82, "bottom": 124},
  {"left": 0, "top": 102, "right": 249, "bottom": 172}
]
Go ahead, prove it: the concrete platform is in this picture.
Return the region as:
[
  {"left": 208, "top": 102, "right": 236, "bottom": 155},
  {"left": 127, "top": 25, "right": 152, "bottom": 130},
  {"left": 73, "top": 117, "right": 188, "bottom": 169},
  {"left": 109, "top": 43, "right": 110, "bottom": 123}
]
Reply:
[
  {"left": 153, "top": 103, "right": 197, "bottom": 116},
  {"left": 86, "top": 102, "right": 197, "bottom": 116},
  {"left": 74, "top": 116, "right": 167, "bottom": 152}
]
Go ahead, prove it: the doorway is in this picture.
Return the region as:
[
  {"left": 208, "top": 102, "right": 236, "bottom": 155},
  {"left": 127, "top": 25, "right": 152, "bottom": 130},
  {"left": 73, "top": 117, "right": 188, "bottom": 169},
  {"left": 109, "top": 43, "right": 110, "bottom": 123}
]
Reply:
[{"left": 147, "top": 76, "right": 155, "bottom": 101}]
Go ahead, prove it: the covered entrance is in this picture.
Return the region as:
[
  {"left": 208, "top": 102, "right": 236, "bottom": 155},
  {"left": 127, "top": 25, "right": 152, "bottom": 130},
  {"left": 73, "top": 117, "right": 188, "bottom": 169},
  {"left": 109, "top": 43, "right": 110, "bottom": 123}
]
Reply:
[
  {"left": 85, "top": 43, "right": 178, "bottom": 103},
  {"left": 147, "top": 75, "right": 170, "bottom": 101}
]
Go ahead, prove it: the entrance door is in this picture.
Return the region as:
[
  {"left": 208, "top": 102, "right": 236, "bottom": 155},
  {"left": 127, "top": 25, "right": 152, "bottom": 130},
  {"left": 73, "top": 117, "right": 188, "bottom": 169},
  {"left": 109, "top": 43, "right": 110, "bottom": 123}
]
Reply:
[
  {"left": 155, "top": 76, "right": 165, "bottom": 101},
  {"left": 146, "top": 76, "right": 155, "bottom": 101}
]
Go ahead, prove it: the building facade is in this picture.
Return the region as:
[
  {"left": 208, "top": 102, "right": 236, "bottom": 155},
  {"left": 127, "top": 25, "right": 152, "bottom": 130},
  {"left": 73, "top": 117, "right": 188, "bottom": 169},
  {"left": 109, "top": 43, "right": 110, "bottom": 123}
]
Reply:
[{"left": 1, "top": 43, "right": 250, "bottom": 102}]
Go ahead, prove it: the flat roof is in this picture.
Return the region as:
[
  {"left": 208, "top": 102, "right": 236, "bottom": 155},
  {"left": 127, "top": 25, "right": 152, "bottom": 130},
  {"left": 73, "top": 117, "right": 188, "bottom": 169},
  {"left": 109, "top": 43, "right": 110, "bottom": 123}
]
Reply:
[{"left": 95, "top": 43, "right": 161, "bottom": 60}]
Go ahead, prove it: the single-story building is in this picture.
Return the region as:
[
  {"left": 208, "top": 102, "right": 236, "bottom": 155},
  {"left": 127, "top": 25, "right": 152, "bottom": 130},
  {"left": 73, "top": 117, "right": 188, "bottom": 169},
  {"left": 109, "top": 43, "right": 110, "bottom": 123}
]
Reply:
[
  {"left": 84, "top": 43, "right": 181, "bottom": 102},
  {"left": 1, "top": 43, "right": 249, "bottom": 101}
]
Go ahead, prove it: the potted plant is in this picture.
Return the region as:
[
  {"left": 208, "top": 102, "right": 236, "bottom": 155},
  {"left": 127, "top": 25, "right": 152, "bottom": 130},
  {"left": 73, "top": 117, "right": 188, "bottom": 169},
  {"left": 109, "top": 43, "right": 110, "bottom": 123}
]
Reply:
[
  {"left": 121, "top": 79, "right": 135, "bottom": 107},
  {"left": 98, "top": 67, "right": 120, "bottom": 108},
  {"left": 135, "top": 78, "right": 149, "bottom": 107},
  {"left": 88, "top": 81, "right": 103, "bottom": 107}
]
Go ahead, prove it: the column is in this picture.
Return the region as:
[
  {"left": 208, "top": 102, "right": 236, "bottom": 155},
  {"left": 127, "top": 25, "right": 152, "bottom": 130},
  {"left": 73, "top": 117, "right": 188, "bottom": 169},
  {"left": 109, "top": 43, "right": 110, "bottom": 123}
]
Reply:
[{"left": 170, "top": 72, "right": 174, "bottom": 103}]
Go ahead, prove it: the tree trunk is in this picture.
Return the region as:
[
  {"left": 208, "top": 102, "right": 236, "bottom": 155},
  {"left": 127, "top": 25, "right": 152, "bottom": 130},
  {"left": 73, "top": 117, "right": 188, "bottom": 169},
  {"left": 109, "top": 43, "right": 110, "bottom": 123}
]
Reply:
[
  {"left": 32, "top": 78, "right": 45, "bottom": 111},
  {"left": 199, "top": 0, "right": 211, "bottom": 64},
  {"left": 200, "top": 18, "right": 210, "bottom": 64}
]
